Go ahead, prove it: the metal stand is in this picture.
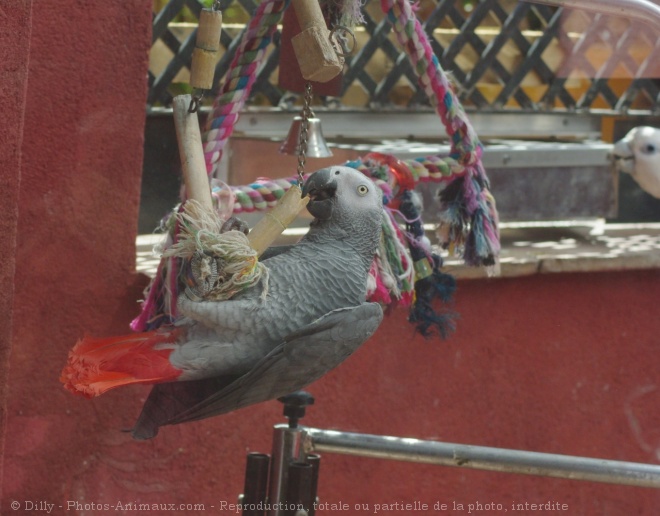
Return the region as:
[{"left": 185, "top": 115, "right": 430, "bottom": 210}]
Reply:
[
  {"left": 239, "top": 392, "right": 320, "bottom": 516},
  {"left": 240, "top": 393, "right": 660, "bottom": 515}
]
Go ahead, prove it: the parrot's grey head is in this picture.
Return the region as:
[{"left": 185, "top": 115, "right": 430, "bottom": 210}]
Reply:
[
  {"left": 303, "top": 166, "right": 382, "bottom": 221},
  {"left": 302, "top": 166, "right": 383, "bottom": 261},
  {"left": 612, "top": 126, "right": 660, "bottom": 198}
]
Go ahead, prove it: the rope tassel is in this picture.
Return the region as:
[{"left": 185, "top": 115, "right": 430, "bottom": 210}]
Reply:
[
  {"left": 380, "top": 0, "right": 500, "bottom": 267},
  {"left": 162, "top": 200, "right": 267, "bottom": 301},
  {"left": 397, "top": 191, "right": 457, "bottom": 338}
]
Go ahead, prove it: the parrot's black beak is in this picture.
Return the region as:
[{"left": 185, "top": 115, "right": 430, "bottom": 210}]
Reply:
[{"left": 303, "top": 168, "right": 338, "bottom": 220}]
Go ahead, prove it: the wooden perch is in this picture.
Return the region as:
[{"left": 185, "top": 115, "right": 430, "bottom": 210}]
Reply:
[
  {"left": 291, "top": 0, "right": 344, "bottom": 82},
  {"left": 247, "top": 185, "right": 309, "bottom": 256},
  {"left": 173, "top": 95, "right": 213, "bottom": 210},
  {"left": 172, "top": 95, "right": 308, "bottom": 257},
  {"left": 190, "top": 8, "right": 223, "bottom": 90}
]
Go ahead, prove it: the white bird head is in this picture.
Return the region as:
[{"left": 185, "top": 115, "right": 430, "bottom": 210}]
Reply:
[{"left": 612, "top": 126, "right": 660, "bottom": 198}]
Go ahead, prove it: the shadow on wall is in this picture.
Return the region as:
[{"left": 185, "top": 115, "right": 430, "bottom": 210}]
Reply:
[{"left": 140, "top": 117, "right": 182, "bottom": 234}]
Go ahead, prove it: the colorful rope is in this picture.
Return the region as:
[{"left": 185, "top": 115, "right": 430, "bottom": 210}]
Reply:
[
  {"left": 381, "top": 0, "right": 479, "bottom": 167},
  {"left": 132, "top": 0, "right": 290, "bottom": 332},
  {"left": 134, "top": 0, "right": 501, "bottom": 333},
  {"left": 380, "top": 0, "right": 499, "bottom": 266},
  {"left": 223, "top": 153, "right": 473, "bottom": 212},
  {"left": 202, "top": 0, "right": 290, "bottom": 176}
]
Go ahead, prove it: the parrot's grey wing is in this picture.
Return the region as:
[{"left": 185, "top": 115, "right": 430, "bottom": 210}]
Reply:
[
  {"left": 171, "top": 302, "right": 383, "bottom": 423},
  {"left": 132, "top": 302, "right": 382, "bottom": 438},
  {"left": 131, "top": 374, "right": 242, "bottom": 440}
]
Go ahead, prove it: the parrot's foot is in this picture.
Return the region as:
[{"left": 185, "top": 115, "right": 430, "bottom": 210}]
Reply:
[{"left": 221, "top": 216, "right": 249, "bottom": 235}]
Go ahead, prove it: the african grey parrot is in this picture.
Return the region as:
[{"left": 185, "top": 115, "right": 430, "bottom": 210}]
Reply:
[
  {"left": 612, "top": 126, "right": 660, "bottom": 198},
  {"left": 61, "top": 166, "right": 384, "bottom": 439}
]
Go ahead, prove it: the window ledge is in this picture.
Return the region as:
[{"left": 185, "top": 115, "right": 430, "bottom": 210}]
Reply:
[
  {"left": 136, "top": 222, "right": 660, "bottom": 281},
  {"left": 444, "top": 222, "right": 660, "bottom": 280}
]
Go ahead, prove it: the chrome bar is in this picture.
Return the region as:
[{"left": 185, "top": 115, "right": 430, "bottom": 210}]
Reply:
[
  {"left": 528, "top": 0, "right": 660, "bottom": 31},
  {"left": 304, "top": 428, "right": 660, "bottom": 488},
  {"left": 267, "top": 424, "right": 307, "bottom": 516}
]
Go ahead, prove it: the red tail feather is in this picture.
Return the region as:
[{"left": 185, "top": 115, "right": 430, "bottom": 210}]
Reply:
[{"left": 60, "top": 329, "right": 183, "bottom": 398}]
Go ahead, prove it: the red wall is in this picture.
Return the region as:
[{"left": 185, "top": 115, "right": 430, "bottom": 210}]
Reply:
[
  {"left": 1, "top": 0, "right": 153, "bottom": 511},
  {"left": 2, "top": 2, "right": 660, "bottom": 515},
  {"left": 0, "top": 0, "right": 33, "bottom": 503}
]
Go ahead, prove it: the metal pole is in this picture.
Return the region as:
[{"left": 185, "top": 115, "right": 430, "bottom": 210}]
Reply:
[
  {"left": 268, "top": 424, "right": 307, "bottom": 516},
  {"left": 528, "top": 0, "right": 660, "bottom": 31},
  {"left": 307, "top": 455, "right": 321, "bottom": 516},
  {"left": 284, "top": 462, "right": 314, "bottom": 515},
  {"left": 242, "top": 453, "right": 271, "bottom": 516},
  {"left": 304, "top": 428, "right": 660, "bottom": 488}
]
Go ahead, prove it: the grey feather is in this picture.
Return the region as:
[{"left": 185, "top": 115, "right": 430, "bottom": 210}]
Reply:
[
  {"left": 133, "top": 304, "right": 382, "bottom": 439},
  {"left": 131, "top": 166, "right": 385, "bottom": 439}
]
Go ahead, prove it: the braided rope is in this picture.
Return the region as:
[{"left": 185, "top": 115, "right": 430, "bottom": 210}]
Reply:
[
  {"left": 381, "top": 0, "right": 481, "bottom": 169},
  {"left": 231, "top": 178, "right": 295, "bottom": 214},
  {"left": 224, "top": 154, "right": 468, "bottom": 214},
  {"left": 380, "top": 0, "right": 499, "bottom": 266},
  {"left": 202, "top": 0, "right": 289, "bottom": 175},
  {"left": 132, "top": 0, "right": 290, "bottom": 332}
]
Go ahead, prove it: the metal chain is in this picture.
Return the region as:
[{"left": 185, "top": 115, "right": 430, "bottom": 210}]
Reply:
[
  {"left": 296, "top": 82, "right": 313, "bottom": 186},
  {"left": 188, "top": 90, "right": 204, "bottom": 113}
]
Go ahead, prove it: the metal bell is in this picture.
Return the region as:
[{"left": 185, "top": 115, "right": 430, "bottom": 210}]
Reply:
[{"left": 279, "top": 116, "right": 333, "bottom": 158}]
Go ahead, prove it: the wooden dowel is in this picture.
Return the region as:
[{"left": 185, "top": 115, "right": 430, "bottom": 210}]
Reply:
[
  {"left": 190, "top": 8, "right": 223, "bottom": 90},
  {"left": 248, "top": 185, "right": 309, "bottom": 256},
  {"left": 173, "top": 96, "right": 307, "bottom": 257},
  {"left": 196, "top": 8, "right": 222, "bottom": 50},
  {"left": 291, "top": 0, "right": 325, "bottom": 30},
  {"left": 172, "top": 95, "right": 213, "bottom": 210},
  {"left": 290, "top": 0, "right": 343, "bottom": 82}
]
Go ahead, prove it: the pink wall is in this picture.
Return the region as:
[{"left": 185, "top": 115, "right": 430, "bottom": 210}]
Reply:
[{"left": 2, "top": 2, "right": 660, "bottom": 515}]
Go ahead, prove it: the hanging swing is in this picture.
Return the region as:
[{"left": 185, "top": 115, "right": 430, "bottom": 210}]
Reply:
[{"left": 131, "top": 0, "right": 500, "bottom": 338}]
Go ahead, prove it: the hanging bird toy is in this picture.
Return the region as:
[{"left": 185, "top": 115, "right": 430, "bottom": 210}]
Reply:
[{"left": 60, "top": 0, "right": 500, "bottom": 438}]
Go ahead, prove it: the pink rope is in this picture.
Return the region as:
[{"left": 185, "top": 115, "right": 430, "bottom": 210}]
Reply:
[
  {"left": 380, "top": 0, "right": 499, "bottom": 265},
  {"left": 381, "top": 0, "right": 480, "bottom": 166},
  {"left": 202, "top": 0, "right": 289, "bottom": 176}
]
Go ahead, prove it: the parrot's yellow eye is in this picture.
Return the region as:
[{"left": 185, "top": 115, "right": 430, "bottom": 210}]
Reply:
[{"left": 357, "top": 185, "right": 369, "bottom": 196}]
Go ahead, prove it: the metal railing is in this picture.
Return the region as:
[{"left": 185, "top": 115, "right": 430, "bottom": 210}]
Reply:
[
  {"left": 305, "top": 427, "right": 660, "bottom": 488},
  {"left": 237, "top": 395, "right": 660, "bottom": 516}
]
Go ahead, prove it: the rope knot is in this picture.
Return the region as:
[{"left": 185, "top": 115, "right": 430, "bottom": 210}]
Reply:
[{"left": 457, "top": 144, "right": 483, "bottom": 167}]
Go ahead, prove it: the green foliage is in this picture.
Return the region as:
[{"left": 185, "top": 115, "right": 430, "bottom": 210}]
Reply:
[{"left": 169, "top": 83, "right": 193, "bottom": 96}]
